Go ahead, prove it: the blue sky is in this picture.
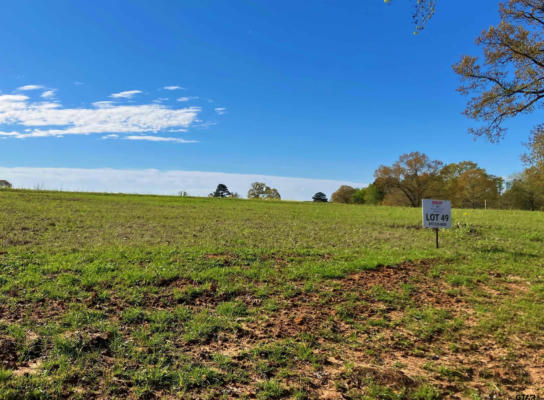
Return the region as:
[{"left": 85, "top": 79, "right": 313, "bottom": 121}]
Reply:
[{"left": 0, "top": 0, "right": 536, "bottom": 199}]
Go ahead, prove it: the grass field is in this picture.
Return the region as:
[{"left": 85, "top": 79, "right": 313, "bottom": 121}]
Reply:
[{"left": 0, "top": 190, "right": 543, "bottom": 399}]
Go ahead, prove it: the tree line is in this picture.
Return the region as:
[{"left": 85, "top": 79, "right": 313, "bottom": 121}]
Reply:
[
  {"left": 206, "top": 182, "right": 281, "bottom": 200},
  {"left": 329, "top": 148, "right": 544, "bottom": 211}
]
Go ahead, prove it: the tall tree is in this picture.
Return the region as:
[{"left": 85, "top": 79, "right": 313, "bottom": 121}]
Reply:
[
  {"left": 312, "top": 192, "right": 328, "bottom": 202},
  {"left": 374, "top": 152, "right": 442, "bottom": 207},
  {"left": 454, "top": 0, "right": 544, "bottom": 142},
  {"left": 265, "top": 187, "right": 281, "bottom": 200},
  {"left": 502, "top": 167, "right": 544, "bottom": 210},
  {"left": 331, "top": 185, "right": 357, "bottom": 203},
  {"left": 210, "top": 184, "right": 231, "bottom": 198},
  {"left": 439, "top": 161, "right": 480, "bottom": 201},
  {"left": 363, "top": 183, "right": 385, "bottom": 205},
  {"left": 455, "top": 169, "right": 503, "bottom": 208},
  {"left": 247, "top": 182, "right": 281, "bottom": 200}
]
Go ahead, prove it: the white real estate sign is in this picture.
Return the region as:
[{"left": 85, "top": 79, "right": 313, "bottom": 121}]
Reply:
[{"left": 422, "top": 199, "right": 451, "bottom": 229}]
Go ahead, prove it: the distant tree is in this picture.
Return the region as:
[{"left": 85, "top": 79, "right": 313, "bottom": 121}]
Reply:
[
  {"left": 502, "top": 168, "right": 544, "bottom": 210},
  {"left": 312, "top": 192, "right": 328, "bottom": 202},
  {"left": 247, "top": 182, "right": 281, "bottom": 200},
  {"left": 247, "top": 182, "right": 266, "bottom": 199},
  {"left": 439, "top": 162, "right": 503, "bottom": 208},
  {"left": 230, "top": 192, "right": 240, "bottom": 199},
  {"left": 374, "top": 152, "right": 442, "bottom": 207},
  {"left": 209, "top": 184, "right": 231, "bottom": 198},
  {"left": 439, "top": 161, "right": 481, "bottom": 201},
  {"left": 331, "top": 185, "right": 356, "bottom": 203},
  {"left": 382, "top": 188, "right": 412, "bottom": 207},
  {"left": 363, "top": 183, "right": 385, "bottom": 205},
  {"left": 455, "top": 169, "right": 503, "bottom": 208},
  {"left": 351, "top": 188, "right": 366, "bottom": 204},
  {"left": 440, "top": 161, "right": 479, "bottom": 182},
  {"left": 453, "top": 0, "right": 544, "bottom": 142},
  {"left": 178, "top": 190, "right": 189, "bottom": 197},
  {"left": 266, "top": 188, "right": 281, "bottom": 200},
  {"left": 0, "top": 180, "right": 12, "bottom": 189}
]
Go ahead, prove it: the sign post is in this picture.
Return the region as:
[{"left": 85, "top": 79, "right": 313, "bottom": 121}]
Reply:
[{"left": 422, "top": 199, "right": 451, "bottom": 248}]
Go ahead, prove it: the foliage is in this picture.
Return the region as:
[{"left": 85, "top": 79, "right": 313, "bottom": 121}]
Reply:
[
  {"left": 312, "top": 192, "right": 328, "bottom": 202},
  {"left": 374, "top": 152, "right": 443, "bottom": 207},
  {"left": 331, "top": 185, "right": 356, "bottom": 203},
  {"left": 363, "top": 183, "right": 385, "bottom": 205},
  {"left": 502, "top": 167, "right": 544, "bottom": 210},
  {"left": 351, "top": 188, "right": 366, "bottom": 204},
  {"left": 247, "top": 182, "right": 281, "bottom": 200},
  {"left": 0, "top": 180, "right": 12, "bottom": 189},
  {"left": 209, "top": 183, "right": 235, "bottom": 198},
  {"left": 454, "top": 0, "right": 544, "bottom": 142},
  {"left": 371, "top": 156, "right": 505, "bottom": 209},
  {"left": 440, "top": 162, "right": 503, "bottom": 209},
  {"left": 385, "top": 0, "right": 437, "bottom": 33}
]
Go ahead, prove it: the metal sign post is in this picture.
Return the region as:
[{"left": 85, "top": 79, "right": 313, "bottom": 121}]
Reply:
[{"left": 422, "top": 199, "right": 452, "bottom": 248}]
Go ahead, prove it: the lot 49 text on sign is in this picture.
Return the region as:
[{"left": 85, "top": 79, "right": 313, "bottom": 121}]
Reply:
[{"left": 422, "top": 199, "right": 451, "bottom": 229}]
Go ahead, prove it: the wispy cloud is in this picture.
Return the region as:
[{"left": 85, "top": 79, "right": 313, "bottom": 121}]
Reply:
[
  {"left": 41, "top": 90, "right": 56, "bottom": 99},
  {"left": 125, "top": 135, "right": 197, "bottom": 143},
  {"left": 17, "top": 84, "right": 45, "bottom": 91},
  {"left": 92, "top": 101, "right": 115, "bottom": 108},
  {"left": 102, "top": 134, "right": 119, "bottom": 139},
  {"left": 110, "top": 90, "right": 142, "bottom": 99},
  {"left": 0, "top": 166, "right": 365, "bottom": 200},
  {"left": 177, "top": 96, "right": 199, "bottom": 102},
  {"left": 0, "top": 94, "right": 29, "bottom": 103},
  {"left": 214, "top": 107, "right": 227, "bottom": 115},
  {"left": 164, "top": 85, "right": 184, "bottom": 91},
  {"left": 0, "top": 93, "right": 201, "bottom": 139}
]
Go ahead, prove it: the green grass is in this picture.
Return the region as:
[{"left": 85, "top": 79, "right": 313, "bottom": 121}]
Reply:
[{"left": 0, "top": 189, "right": 543, "bottom": 399}]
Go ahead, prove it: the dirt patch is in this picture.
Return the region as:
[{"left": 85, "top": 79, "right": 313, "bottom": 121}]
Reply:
[
  {"left": 339, "top": 365, "right": 416, "bottom": 389},
  {"left": 199, "top": 260, "right": 542, "bottom": 398},
  {"left": 205, "top": 253, "right": 234, "bottom": 266},
  {"left": 13, "top": 360, "right": 42, "bottom": 377},
  {"left": 0, "top": 336, "right": 18, "bottom": 369}
]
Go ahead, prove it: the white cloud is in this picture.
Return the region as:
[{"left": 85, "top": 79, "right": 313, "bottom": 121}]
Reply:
[
  {"left": 125, "top": 135, "right": 197, "bottom": 143},
  {"left": 102, "top": 134, "right": 119, "bottom": 139},
  {"left": 164, "top": 86, "right": 184, "bottom": 91},
  {"left": 110, "top": 90, "right": 142, "bottom": 99},
  {"left": 17, "top": 84, "right": 45, "bottom": 91},
  {"left": 0, "top": 94, "right": 29, "bottom": 102},
  {"left": 41, "top": 90, "right": 56, "bottom": 99},
  {"left": 0, "top": 166, "right": 365, "bottom": 200},
  {"left": 214, "top": 107, "right": 227, "bottom": 115},
  {"left": 92, "top": 101, "right": 115, "bottom": 108},
  {"left": 0, "top": 131, "right": 22, "bottom": 137},
  {"left": 177, "top": 96, "right": 199, "bottom": 102},
  {"left": 0, "top": 94, "right": 201, "bottom": 139}
]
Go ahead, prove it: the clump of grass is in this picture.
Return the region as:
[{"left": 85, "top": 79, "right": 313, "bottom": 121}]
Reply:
[
  {"left": 183, "top": 311, "right": 224, "bottom": 343},
  {"left": 257, "top": 379, "right": 287, "bottom": 399},
  {"left": 216, "top": 300, "right": 247, "bottom": 318}
]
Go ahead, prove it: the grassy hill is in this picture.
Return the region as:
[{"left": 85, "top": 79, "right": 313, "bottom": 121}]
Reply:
[{"left": 0, "top": 190, "right": 543, "bottom": 399}]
